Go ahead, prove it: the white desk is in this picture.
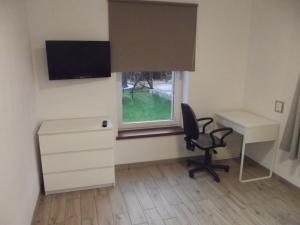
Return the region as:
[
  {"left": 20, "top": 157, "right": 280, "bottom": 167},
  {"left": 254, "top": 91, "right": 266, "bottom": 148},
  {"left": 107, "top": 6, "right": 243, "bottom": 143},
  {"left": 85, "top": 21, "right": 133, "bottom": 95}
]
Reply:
[{"left": 215, "top": 110, "right": 279, "bottom": 183}]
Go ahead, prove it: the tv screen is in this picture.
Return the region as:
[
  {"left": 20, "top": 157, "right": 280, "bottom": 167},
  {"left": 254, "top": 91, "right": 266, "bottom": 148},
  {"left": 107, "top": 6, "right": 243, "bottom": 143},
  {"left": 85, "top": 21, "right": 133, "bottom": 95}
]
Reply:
[{"left": 45, "top": 41, "right": 111, "bottom": 80}]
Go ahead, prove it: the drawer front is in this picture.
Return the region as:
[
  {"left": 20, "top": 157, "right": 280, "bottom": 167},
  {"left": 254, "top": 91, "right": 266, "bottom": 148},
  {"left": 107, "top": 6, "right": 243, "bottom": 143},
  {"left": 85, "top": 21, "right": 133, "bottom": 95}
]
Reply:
[
  {"left": 245, "top": 124, "right": 279, "bottom": 143},
  {"left": 39, "top": 130, "right": 113, "bottom": 154},
  {"left": 41, "top": 149, "right": 114, "bottom": 174},
  {"left": 44, "top": 167, "right": 115, "bottom": 193}
]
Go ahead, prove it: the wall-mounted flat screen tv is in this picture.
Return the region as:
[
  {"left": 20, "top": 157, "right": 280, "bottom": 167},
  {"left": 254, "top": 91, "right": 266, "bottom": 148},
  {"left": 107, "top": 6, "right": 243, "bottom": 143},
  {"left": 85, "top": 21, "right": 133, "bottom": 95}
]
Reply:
[{"left": 46, "top": 41, "right": 111, "bottom": 80}]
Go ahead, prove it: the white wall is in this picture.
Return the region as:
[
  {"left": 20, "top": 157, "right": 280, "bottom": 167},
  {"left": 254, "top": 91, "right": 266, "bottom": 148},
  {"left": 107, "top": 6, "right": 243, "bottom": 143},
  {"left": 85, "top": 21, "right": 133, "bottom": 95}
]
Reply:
[
  {"left": 189, "top": 0, "right": 251, "bottom": 115},
  {"left": 27, "top": 0, "right": 252, "bottom": 164},
  {"left": 115, "top": 132, "right": 242, "bottom": 164},
  {"left": 244, "top": 0, "right": 300, "bottom": 187},
  {"left": 0, "top": 0, "right": 40, "bottom": 225},
  {"left": 27, "top": 0, "right": 117, "bottom": 121}
]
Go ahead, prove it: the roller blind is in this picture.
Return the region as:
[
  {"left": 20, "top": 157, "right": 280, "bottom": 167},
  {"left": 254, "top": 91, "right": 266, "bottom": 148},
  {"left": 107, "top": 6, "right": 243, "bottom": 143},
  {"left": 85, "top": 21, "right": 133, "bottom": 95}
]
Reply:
[{"left": 109, "top": 0, "right": 198, "bottom": 72}]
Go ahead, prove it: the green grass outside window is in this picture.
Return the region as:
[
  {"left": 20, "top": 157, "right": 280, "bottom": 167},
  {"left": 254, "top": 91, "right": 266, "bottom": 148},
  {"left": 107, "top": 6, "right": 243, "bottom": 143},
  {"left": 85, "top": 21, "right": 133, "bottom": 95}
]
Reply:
[{"left": 122, "top": 91, "right": 172, "bottom": 122}]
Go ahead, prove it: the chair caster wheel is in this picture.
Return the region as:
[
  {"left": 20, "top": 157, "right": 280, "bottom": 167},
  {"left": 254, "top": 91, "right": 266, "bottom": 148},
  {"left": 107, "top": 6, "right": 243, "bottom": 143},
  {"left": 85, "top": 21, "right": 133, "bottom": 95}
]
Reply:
[
  {"left": 187, "top": 160, "right": 192, "bottom": 167},
  {"left": 189, "top": 171, "right": 194, "bottom": 178},
  {"left": 214, "top": 177, "right": 220, "bottom": 182},
  {"left": 225, "top": 166, "right": 230, "bottom": 172}
]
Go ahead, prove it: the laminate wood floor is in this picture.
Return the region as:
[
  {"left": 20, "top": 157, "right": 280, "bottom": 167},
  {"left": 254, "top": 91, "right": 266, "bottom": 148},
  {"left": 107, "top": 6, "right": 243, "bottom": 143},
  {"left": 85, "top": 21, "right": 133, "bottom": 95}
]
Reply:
[{"left": 32, "top": 158, "right": 300, "bottom": 225}]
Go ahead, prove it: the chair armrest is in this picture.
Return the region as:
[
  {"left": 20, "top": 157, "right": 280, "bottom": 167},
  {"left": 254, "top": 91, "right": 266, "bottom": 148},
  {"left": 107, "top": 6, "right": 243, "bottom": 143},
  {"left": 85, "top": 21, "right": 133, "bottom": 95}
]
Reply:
[
  {"left": 209, "top": 127, "right": 233, "bottom": 145},
  {"left": 197, "top": 117, "right": 214, "bottom": 133}
]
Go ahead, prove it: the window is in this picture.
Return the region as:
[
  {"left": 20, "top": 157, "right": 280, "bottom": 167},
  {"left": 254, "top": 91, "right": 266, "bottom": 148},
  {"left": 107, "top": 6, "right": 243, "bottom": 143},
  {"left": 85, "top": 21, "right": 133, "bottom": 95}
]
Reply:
[{"left": 118, "top": 71, "right": 183, "bottom": 129}]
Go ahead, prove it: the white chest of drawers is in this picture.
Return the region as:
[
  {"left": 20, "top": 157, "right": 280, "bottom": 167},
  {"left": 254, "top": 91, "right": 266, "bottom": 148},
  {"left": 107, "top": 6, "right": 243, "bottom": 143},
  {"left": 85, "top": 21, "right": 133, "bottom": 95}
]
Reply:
[{"left": 38, "top": 117, "right": 115, "bottom": 194}]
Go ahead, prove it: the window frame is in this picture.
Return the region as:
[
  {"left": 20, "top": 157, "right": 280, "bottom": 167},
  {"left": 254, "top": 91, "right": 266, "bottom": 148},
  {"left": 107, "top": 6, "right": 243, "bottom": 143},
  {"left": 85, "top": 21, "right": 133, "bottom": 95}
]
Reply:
[{"left": 117, "top": 71, "right": 184, "bottom": 130}]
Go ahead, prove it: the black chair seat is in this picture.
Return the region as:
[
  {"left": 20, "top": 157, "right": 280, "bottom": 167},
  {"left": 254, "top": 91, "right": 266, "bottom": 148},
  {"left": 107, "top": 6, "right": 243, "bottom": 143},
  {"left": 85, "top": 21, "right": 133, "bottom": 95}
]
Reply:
[{"left": 191, "top": 133, "right": 225, "bottom": 150}]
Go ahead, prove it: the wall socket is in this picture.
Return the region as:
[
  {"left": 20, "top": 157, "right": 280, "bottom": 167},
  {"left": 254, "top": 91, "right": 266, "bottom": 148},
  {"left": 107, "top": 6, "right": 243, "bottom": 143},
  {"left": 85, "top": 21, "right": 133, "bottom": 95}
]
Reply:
[{"left": 275, "top": 100, "right": 284, "bottom": 113}]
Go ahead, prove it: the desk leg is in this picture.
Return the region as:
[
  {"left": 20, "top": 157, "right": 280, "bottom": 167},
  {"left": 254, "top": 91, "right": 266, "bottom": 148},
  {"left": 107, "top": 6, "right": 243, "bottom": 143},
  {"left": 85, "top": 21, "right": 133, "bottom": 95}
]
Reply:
[
  {"left": 239, "top": 140, "right": 277, "bottom": 183},
  {"left": 239, "top": 140, "right": 246, "bottom": 182}
]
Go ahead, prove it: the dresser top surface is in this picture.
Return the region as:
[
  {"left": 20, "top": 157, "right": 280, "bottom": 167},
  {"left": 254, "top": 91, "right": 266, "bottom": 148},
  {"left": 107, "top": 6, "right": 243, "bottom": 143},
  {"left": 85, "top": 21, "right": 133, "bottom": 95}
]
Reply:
[
  {"left": 38, "top": 117, "right": 113, "bottom": 135},
  {"left": 216, "top": 110, "right": 279, "bottom": 128}
]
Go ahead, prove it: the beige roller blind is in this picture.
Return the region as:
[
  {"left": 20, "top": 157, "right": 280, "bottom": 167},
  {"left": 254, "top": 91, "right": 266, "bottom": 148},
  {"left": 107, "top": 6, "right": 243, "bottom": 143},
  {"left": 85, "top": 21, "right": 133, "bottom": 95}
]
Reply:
[{"left": 109, "top": 0, "right": 198, "bottom": 72}]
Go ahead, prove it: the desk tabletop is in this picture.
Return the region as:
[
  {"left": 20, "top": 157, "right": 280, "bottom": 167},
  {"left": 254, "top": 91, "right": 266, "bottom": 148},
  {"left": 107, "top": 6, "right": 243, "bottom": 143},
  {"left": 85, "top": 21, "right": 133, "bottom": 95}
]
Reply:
[{"left": 216, "top": 110, "right": 278, "bottom": 128}]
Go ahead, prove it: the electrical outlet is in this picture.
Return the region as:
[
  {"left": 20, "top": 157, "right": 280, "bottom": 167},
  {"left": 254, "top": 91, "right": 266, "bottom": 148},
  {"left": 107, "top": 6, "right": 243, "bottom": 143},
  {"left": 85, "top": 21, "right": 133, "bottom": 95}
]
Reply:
[{"left": 275, "top": 100, "right": 284, "bottom": 113}]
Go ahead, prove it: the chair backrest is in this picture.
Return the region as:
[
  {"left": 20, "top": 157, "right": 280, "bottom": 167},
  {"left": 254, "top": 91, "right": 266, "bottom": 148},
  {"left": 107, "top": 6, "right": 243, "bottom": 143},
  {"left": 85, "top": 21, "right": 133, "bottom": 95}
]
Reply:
[{"left": 181, "top": 103, "right": 199, "bottom": 140}]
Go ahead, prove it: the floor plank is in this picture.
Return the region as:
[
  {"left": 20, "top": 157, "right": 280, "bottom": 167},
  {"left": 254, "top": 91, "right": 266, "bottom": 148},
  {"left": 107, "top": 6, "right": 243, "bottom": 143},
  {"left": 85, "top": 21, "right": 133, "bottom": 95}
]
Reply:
[
  {"left": 171, "top": 204, "right": 199, "bottom": 225},
  {"left": 116, "top": 169, "right": 135, "bottom": 193},
  {"left": 65, "top": 198, "right": 81, "bottom": 225},
  {"left": 114, "top": 213, "right": 132, "bottom": 225},
  {"left": 108, "top": 187, "right": 127, "bottom": 215},
  {"left": 48, "top": 194, "right": 66, "bottom": 225},
  {"left": 158, "top": 164, "right": 179, "bottom": 186},
  {"left": 155, "top": 178, "right": 182, "bottom": 205},
  {"left": 144, "top": 208, "right": 165, "bottom": 225},
  {"left": 80, "top": 190, "right": 98, "bottom": 225},
  {"left": 95, "top": 194, "right": 114, "bottom": 225},
  {"left": 147, "top": 187, "right": 176, "bottom": 219},
  {"left": 172, "top": 184, "right": 197, "bottom": 214},
  {"left": 33, "top": 159, "right": 300, "bottom": 225},
  {"left": 164, "top": 218, "right": 181, "bottom": 225},
  {"left": 123, "top": 191, "right": 146, "bottom": 225},
  {"left": 133, "top": 181, "right": 155, "bottom": 210},
  {"left": 32, "top": 195, "right": 53, "bottom": 225}
]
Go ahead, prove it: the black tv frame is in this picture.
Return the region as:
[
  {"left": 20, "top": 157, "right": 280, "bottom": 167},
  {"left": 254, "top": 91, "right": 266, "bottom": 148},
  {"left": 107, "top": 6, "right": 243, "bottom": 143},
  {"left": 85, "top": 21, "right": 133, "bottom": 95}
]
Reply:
[{"left": 45, "top": 40, "right": 111, "bottom": 80}]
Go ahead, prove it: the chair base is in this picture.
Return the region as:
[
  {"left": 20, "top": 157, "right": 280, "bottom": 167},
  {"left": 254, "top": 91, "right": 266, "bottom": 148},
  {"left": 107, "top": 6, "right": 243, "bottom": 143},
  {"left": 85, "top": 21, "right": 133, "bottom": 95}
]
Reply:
[{"left": 187, "top": 158, "right": 229, "bottom": 182}]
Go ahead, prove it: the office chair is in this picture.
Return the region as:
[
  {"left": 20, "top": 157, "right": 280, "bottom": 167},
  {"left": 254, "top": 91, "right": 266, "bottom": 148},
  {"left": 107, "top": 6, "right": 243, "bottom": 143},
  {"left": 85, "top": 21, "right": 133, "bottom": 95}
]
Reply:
[{"left": 181, "top": 103, "right": 233, "bottom": 182}]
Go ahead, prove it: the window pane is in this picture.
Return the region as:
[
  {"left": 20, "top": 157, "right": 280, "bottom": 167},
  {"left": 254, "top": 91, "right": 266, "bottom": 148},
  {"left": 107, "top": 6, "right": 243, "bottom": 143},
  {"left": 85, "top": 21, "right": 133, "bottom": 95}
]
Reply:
[{"left": 122, "top": 72, "right": 174, "bottom": 123}]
